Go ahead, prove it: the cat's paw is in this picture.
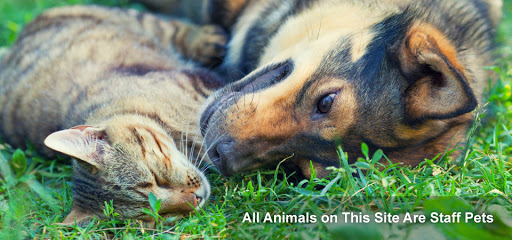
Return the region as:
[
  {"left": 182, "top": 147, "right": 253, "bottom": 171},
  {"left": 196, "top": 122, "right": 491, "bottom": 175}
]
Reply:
[{"left": 188, "top": 25, "right": 228, "bottom": 67}]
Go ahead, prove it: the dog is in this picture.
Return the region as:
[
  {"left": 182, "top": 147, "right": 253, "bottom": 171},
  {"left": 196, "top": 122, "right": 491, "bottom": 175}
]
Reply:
[{"left": 142, "top": 0, "right": 503, "bottom": 178}]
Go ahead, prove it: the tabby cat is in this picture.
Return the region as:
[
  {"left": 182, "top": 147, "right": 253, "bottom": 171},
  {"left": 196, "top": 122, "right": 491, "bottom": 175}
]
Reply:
[{"left": 0, "top": 5, "right": 226, "bottom": 225}]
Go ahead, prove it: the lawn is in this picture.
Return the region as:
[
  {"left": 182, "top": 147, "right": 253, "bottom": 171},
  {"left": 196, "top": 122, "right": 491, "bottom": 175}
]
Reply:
[{"left": 1, "top": 0, "right": 511, "bottom": 239}]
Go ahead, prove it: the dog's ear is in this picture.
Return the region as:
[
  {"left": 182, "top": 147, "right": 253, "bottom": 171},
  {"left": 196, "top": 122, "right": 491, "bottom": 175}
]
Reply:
[{"left": 398, "top": 23, "right": 477, "bottom": 122}]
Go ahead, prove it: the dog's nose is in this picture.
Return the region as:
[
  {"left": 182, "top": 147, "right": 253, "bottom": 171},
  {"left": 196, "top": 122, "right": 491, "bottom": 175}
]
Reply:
[
  {"left": 208, "top": 137, "right": 236, "bottom": 176},
  {"left": 216, "top": 138, "right": 234, "bottom": 160}
]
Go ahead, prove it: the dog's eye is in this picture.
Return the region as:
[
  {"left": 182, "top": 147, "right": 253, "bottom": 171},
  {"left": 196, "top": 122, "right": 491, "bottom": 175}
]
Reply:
[{"left": 317, "top": 93, "right": 336, "bottom": 114}]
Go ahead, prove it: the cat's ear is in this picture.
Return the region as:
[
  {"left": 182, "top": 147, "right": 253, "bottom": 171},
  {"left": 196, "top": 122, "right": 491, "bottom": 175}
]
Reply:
[
  {"left": 44, "top": 125, "right": 108, "bottom": 168},
  {"left": 58, "top": 204, "right": 95, "bottom": 226},
  {"left": 398, "top": 23, "right": 478, "bottom": 122}
]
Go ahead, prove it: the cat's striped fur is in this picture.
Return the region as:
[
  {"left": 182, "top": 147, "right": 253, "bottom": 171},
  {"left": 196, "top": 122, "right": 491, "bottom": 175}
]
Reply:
[{"left": 0, "top": 5, "right": 226, "bottom": 225}]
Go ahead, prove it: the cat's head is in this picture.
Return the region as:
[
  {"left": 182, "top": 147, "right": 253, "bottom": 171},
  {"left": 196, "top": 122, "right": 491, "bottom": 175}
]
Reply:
[{"left": 44, "top": 115, "right": 210, "bottom": 225}]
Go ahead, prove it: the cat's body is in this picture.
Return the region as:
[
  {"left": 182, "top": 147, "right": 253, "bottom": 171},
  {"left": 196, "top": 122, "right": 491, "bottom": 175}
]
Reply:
[{"left": 0, "top": 5, "right": 226, "bottom": 224}]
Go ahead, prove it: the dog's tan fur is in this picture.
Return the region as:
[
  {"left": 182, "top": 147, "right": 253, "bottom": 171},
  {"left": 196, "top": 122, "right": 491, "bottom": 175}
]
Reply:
[{"left": 141, "top": 0, "right": 502, "bottom": 178}]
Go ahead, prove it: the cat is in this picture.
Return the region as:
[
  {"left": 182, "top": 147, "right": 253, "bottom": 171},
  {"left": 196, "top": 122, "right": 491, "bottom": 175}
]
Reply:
[{"left": 0, "top": 5, "right": 226, "bottom": 225}]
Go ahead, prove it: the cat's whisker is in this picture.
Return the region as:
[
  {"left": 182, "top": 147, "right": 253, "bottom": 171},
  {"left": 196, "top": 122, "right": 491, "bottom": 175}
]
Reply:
[
  {"left": 199, "top": 107, "right": 230, "bottom": 143},
  {"left": 188, "top": 135, "right": 200, "bottom": 165},
  {"left": 193, "top": 108, "right": 230, "bottom": 167},
  {"left": 201, "top": 163, "right": 214, "bottom": 172},
  {"left": 184, "top": 122, "right": 190, "bottom": 162},
  {"left": 179, "top": 125, "right": 185, "bottom": 154},
  {"left": 202, "top": 163, "right": 220, "bottom": 174},
  {"left": 196, "top": 97, "right": 231, "bottom": 135},
  {"left": 195, "top": 132, "right": 227, "bottom": 169},
  {"left": 199, "top": 161, "right": 213, "bottom": 170}
]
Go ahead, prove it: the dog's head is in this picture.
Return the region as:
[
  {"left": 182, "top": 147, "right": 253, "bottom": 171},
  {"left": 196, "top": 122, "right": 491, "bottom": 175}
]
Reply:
[{"left": 201, "top": 2, "right": 492, "bottom": 177}]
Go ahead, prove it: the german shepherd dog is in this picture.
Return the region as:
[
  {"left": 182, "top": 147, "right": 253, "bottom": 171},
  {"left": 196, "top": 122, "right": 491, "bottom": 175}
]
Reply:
[{"left": 144, "top": 0, "right": 503, "bottom": 178}]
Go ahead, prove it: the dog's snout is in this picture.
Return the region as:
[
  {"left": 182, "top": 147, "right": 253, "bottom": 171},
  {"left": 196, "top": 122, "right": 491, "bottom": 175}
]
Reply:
[
  {"left": 207, "top": 137, "right": 236, "bottom": 176},
  {"left": 216, "top": 137, "right": 234, "bottom": 159}
]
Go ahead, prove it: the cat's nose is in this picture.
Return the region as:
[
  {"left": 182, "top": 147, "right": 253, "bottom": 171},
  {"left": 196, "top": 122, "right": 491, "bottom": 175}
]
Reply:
[
  {"left": 193, "top": 185, "right": 209, "bottom": 207},
  {"left": 193, "top": 194, "right": 202, "bottom": 207}
]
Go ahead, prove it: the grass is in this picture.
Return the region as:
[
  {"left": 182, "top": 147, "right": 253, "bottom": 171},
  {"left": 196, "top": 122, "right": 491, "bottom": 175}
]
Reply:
[{"left": 1, "top": 0, "right": 512, "bottom": 239}]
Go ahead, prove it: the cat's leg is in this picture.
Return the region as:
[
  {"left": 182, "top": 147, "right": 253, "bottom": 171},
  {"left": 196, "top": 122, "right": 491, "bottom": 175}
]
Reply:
[
  {"left": 145, "top": 18, "right": 228, "bottom": 66},
  {"left": 34, "top": 5, "right": 227, "bottom": 66},
  {"left": 112, "top": 7, "right": 228, "bottom": 66},
  {"left": 178, "top": 23, "right": 227, "bottom": 66}
]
